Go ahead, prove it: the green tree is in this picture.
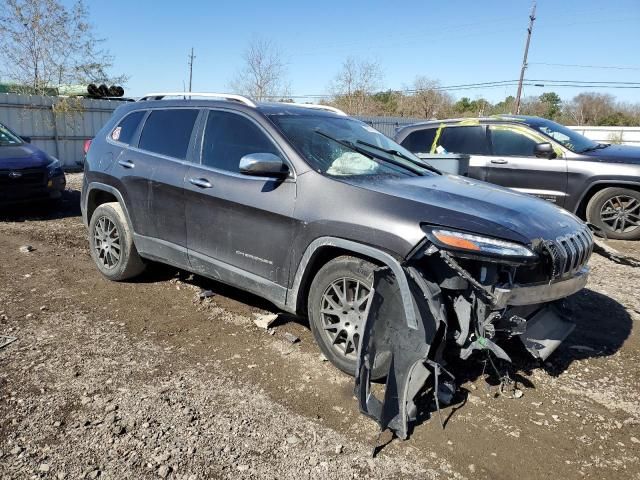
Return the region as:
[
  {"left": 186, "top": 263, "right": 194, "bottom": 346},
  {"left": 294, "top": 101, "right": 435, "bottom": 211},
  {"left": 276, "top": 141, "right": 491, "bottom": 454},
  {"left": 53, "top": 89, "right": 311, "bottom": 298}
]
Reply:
[
  {"left": 371, "top": 90, "right": 398, "bottom": 115},
  {"left": 491, "top": 96, "right": 516, "bottom": 114},
  {"left": 454, "top": 97, "right": 472, "bottom": 113},
  {"left": 539, "top": 92, "right": 562, "bottom": 119}
]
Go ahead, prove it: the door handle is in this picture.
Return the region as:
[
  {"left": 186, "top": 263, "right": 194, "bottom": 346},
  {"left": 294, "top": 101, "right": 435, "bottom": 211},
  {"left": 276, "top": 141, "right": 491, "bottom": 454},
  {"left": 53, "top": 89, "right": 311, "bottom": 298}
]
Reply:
[
  {"left": 118, "top": 159, "right": 135, "bottom": 169},
  {"left": 189, "top": 177, "right": 213, "bottom": 189},
  {"left": 490, "top": 159, "right": 508, "bottom": 164}
]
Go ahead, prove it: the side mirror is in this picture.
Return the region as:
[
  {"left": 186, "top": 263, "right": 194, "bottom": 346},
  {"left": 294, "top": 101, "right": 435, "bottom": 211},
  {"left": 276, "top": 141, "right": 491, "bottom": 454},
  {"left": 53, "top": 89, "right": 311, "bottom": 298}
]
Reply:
[
  {"left": 239, "top": 153, "right": 289, "bottom": 177},
  {"left": 20, "top": 135, "right": 31, "bottom": 143},
  {"left": 534, "top": 142, "right": 556, "bottom": 159}
]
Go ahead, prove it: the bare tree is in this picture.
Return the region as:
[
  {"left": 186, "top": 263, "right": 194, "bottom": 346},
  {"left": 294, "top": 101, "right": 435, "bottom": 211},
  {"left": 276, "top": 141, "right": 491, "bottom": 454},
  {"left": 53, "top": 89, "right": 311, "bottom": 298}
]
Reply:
[
  {"left": 0, "top": 0, "right": 126, "bottom": 94},
  {"left": 230, "top": 37, "right": 289, "bottom": 101},
  {"left": 403, "top": 76, "right": 453, "bottom": 119},
  {"left": 564, "top": 93, "right": 615, "bottom": 125},
  {"left": 330, "top": 57, "right": 383, "bottom": 115}
]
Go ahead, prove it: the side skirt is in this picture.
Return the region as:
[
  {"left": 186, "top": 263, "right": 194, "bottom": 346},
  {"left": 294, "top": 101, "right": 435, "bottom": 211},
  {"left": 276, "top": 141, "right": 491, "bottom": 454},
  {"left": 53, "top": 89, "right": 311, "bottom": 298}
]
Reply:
[{"left": 134, "top": 234, "right": 289, "bottom": 311}]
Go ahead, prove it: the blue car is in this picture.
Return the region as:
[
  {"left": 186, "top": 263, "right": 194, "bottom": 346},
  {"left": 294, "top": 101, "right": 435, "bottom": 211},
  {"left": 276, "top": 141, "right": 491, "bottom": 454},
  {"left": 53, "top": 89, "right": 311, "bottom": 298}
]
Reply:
[{"left": 0, "top": 122, "right": 66, "bottom": 205}]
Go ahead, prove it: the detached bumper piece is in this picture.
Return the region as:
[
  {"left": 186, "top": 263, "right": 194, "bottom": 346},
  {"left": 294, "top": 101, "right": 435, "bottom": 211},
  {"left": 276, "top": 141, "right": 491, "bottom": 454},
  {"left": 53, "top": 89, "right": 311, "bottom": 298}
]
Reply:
[
  {"left": 519, "top": 306, "right": 575, "bottom": 360},
  {"left": 355, "top": 266, "right": 448, "bottom": 441}
]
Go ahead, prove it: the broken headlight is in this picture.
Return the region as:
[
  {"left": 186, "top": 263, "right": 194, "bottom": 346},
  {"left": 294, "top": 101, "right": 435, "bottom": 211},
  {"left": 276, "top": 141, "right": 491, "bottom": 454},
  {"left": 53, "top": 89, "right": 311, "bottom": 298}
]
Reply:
[{"left": 425, "top": 228, "right": 536, "bottom": 261}]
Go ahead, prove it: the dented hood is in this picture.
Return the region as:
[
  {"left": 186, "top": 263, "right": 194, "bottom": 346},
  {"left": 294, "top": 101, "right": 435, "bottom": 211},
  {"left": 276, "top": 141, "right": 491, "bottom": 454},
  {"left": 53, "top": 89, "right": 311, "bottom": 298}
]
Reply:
[{"left": 344, "top": 173, "right": 585, "bottom": 245}]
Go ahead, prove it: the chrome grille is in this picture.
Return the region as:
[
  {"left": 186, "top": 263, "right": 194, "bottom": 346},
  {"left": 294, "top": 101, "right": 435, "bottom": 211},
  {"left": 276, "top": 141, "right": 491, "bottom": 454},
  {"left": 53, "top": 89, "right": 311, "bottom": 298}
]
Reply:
[{"left": 543, "top": 227, "right": 593, "bottom": 279}]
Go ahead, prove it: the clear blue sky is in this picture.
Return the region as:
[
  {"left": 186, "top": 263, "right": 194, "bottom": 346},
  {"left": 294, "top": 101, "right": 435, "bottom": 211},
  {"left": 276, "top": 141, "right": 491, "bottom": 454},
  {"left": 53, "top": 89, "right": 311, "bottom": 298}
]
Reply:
[{"left": 82, "top": 0, "right": 640, "bottom": 103}]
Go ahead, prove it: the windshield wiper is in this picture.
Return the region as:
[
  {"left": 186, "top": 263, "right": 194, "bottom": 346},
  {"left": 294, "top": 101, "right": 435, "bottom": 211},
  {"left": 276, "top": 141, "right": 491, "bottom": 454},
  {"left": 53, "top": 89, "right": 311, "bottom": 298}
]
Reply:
[
  {"left": 355, "top": 140, "right": 442, "bottom": 175},
  {"left": 580, "top": 143, "right": 609, "bottom": 153},
  {"left": 315, "top": 130, "right": 425, "bottom": 176}
]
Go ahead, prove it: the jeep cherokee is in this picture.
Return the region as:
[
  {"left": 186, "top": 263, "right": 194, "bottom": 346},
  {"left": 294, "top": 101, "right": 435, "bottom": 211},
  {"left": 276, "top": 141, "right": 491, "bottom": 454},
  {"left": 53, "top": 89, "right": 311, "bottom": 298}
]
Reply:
[{"left": 81, "top": 94, "right": 593, "bottom": 381}]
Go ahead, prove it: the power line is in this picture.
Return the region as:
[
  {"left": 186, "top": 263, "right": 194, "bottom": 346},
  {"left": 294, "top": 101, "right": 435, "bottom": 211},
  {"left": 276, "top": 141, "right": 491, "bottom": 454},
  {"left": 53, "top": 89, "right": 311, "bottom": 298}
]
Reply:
[
  {"left": 528, "top": 79, "right": 640, "bottom": 85},
  {"left": 265, "top": 78, "right": 640, "bottom": 100},
  {"left": 524, "top": 83, "right": 640, "bottom": 89},
  {"left": 529, "top": 62, "right": 640, "bottom": 71}
]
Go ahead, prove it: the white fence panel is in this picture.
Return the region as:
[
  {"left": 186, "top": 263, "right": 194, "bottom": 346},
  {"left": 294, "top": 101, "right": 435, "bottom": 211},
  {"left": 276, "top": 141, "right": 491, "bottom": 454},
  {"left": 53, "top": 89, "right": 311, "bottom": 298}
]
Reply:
[
  {"left": 0, "top": 93, "right": 120, "bottom": 169},
  {"left": 567, "top": 126, "right": 640, "bottom": 146}
]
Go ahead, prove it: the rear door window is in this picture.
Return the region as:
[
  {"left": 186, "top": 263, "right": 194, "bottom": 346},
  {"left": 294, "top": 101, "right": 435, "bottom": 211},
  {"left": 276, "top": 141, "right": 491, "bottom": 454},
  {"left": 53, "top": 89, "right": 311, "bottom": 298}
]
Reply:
[
  {"left": 489, "top": 126, "right": 539, "bottom": 157},
  {"left": 201, "top": 110, "right": 279, "bottom": 172},
  {"left": 110, "top": 110, "right": 146, "bottom": 145},
  {"left": 437, "top": 126, "right": 489, "bottom": 155},
  {"left": 138, "top": 109, "right": 199, "bottom": 159},
  {"left": 400, "top": 128, "right": 437, "bottom": 154}
]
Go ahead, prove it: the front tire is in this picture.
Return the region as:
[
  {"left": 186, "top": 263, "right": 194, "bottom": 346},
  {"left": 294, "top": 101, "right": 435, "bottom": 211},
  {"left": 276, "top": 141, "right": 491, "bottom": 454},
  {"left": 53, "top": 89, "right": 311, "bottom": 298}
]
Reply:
[
  {"left": 586, "top": 187, "right": 640, "bottom": 240},
  {"left": 308, "top": 256, "right": 387, "bottom": 378},
  {"left": 88, "top": 202, "right": 145, "bottom": 280}
]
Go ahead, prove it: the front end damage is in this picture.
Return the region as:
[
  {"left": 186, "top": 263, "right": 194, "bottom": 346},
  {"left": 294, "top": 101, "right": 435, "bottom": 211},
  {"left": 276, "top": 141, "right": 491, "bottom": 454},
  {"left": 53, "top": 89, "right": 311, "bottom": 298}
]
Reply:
[{"left": 355, "top": 225, "right": 593, "bottom": 442}]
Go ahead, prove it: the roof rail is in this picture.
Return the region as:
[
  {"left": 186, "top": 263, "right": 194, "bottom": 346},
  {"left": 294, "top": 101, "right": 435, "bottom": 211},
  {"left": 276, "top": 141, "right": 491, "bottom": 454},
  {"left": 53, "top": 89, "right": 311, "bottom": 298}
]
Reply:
[
  {"left": 139, "top": 92, "right": 257, "bottom": 108},
  {"left": 286, "top": 103, "right": 347, "bottom": 116}
]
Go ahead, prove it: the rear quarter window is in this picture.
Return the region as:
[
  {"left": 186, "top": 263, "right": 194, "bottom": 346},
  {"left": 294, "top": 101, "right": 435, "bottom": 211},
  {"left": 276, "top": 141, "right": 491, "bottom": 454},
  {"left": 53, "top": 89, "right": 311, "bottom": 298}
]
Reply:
[
  {"left": 138, "top": 109, "right": 199, "bottom": 159},
  {"left": 110, "top": 110, "right": 146, "bottom": 145},
  {"left": 400, "top": 128, "right": 437, "bottom": 154}
]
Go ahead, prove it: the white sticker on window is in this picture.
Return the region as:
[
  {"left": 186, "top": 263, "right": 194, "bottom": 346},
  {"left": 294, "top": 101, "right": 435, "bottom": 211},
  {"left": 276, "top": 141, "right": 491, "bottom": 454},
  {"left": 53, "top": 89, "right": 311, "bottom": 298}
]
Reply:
[{"left": 111, "top": 126, "right": 122, "bottom": 141}]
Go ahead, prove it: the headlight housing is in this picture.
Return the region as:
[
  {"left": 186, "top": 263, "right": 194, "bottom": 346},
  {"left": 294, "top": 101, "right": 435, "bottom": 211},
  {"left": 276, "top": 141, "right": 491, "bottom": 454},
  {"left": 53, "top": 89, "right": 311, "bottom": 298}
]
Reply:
[
  {"left": 46, "top": 157, "right": 63, "bottom": 177},
  {"left": 425, "top": 227, "right": 536, "bottom": 261}
]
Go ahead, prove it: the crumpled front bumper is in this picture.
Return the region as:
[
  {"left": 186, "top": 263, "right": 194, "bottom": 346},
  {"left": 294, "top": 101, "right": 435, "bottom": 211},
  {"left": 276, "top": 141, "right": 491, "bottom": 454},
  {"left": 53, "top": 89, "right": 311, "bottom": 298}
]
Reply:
[
  {"left": 492, "top": 267, "right": 589, "bottom": 309},
  {"left": 356, "top": 253, "right": 590, "bottom": 444}
]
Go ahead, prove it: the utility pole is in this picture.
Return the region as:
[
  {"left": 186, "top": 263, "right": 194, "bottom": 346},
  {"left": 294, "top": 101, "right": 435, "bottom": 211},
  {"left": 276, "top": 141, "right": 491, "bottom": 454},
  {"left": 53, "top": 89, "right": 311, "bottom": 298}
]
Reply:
[
  {"left": 514, "top": 1, "right": 536, "bottom": 114},
  {"left": 188, "top": 48, "right": 195, "bottom": 92}
]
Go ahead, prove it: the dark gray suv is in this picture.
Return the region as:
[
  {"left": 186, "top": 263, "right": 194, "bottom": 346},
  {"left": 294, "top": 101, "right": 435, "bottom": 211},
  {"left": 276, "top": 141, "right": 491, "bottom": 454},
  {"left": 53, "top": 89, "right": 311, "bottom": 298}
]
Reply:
[
  {"left": 395, "top": 116, "right": 640, "bottom": 240},
  {"left": 81, "top": 94, "right": 593, "bottom": 381}
]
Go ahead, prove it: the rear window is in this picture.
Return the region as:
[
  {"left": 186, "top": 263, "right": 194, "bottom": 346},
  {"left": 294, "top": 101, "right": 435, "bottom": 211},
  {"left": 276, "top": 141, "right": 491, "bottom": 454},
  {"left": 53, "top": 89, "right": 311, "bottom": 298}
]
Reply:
[
  {"left": 400, "top": 128, "right": 437, "bottom": 154},
  {"left": 437, "top": 126, "right": 489, "bottom": 155},
  {"left": 138, "top": 109, "right": 199, "bottom": 159},
  {"left": 110, "top": 111, "right": 146, "bottom": 145}
]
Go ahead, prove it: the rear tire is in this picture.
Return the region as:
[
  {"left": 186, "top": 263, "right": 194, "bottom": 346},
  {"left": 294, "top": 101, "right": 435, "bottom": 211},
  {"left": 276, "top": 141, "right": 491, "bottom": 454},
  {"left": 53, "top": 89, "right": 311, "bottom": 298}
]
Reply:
[
  {"left": 88, "top": 202, "right": 145, "bottom": 280},
  {"left": 308, "top": 256, "right": 387, "bottom": 379},
  {"left": 586, "top": 187, "right": 640, "bottom": 240}
]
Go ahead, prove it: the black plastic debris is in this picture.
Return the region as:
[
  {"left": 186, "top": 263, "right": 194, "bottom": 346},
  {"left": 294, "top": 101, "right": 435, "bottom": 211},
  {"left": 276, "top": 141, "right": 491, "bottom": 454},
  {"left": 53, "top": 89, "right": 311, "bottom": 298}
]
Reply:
[{"left": 355, "top": 266, "right": 449, "bottom": 442}]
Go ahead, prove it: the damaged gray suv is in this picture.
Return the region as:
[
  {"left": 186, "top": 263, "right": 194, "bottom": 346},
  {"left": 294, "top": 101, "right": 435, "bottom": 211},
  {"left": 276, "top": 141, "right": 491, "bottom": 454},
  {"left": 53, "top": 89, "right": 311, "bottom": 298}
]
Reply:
[{"left": 82, "top": 93, "right": 593, "bottom": 438}]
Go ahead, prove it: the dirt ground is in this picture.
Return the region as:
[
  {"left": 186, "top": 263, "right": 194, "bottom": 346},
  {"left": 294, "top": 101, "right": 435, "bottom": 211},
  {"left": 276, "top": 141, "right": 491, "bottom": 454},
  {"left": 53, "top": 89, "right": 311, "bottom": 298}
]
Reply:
[{"left": 1, "top": 173, "right": 639, "bottom": 480}]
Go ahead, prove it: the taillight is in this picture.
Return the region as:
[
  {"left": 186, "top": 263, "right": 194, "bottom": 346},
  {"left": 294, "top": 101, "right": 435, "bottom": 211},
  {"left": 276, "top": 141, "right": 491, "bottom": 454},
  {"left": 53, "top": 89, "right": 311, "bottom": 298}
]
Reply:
[{"left": 83, "top": 139, "right": 92, "bottom": 155}]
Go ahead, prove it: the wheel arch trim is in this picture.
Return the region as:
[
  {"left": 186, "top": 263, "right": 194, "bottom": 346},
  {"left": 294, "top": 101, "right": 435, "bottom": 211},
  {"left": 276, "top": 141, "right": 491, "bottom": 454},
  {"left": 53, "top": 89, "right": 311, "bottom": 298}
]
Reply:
[
  {"left": 84, "top": 182, "right": 134, "bottom": 233},
  {"left": 286, "top": 237, "right": 418, "bottom": 329},
  {"left": 574, "top": 179, "right": 640, "bottom": 214}
]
